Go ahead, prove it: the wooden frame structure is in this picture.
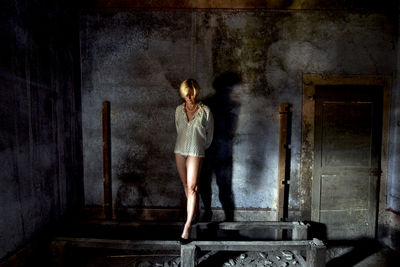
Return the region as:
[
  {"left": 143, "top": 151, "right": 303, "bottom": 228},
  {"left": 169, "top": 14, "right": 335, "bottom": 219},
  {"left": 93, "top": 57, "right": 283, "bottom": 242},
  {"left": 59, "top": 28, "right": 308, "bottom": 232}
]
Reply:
[
  {"left": 102, "top": 101, "right": 112, "bottom": 219},
  {"left": 181, "top": 239, "right": 325, "bottom": 267},
  {"left": 51, "top": 221, "right": 322, "bottom": 266},
  {"left": 51, "top": 237, "right": 325, "bottom": 267},
  {"left": 277, "top": 104, "right": 292, "bottom": 224},
  {"left": 191, "top": 221, "right": 308, "bottom": 240}
]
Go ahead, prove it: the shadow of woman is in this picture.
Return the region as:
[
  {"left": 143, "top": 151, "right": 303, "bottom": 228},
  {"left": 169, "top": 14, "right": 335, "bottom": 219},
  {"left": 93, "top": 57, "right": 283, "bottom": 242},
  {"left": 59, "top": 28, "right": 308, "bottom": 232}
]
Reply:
[{"left": 200, "top": 72, "right": 241, "bottom": 222}]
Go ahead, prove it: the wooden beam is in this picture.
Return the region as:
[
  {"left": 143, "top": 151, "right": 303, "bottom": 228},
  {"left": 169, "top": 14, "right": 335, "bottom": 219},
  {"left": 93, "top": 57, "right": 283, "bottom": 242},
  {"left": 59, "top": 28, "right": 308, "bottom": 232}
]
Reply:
[
  {"left": 102, "top": 101, "right": 112, "bottom": 219},
  {"left": 194, "top": 221, "right": 306, "bottom": 230},
  {"left": 81, "top": 0, "right": 397, "bottom": 12},
  {"left": 82, "top": 0, "right": 293, "bottom": 9},
  {"left": 53, "top": 237, "right": 317, "bottom": 251},
  {"left": 53, "top": 238, "right": 180, "bottom": 250},
  {"left": 186, "top": 240, "right": 311, "bottom": 251},
  {"left": 277, "top": 103, "right": 291, "bottom": 222}
]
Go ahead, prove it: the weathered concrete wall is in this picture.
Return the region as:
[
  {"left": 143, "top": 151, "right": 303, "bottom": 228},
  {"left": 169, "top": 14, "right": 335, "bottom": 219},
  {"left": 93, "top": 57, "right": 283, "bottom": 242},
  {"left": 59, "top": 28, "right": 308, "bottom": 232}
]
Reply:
[
  {"left": 0, "top": 0, "right": 82, "bottom": 262},
  {"left": 383, "top": 2, "right": 400, "bottom": 249},
  {"left": 388, "top": 3, "right": 400, "bottom": 214},
  {"left": 80, "top": 10, "right": 397, "bottom": 221}
]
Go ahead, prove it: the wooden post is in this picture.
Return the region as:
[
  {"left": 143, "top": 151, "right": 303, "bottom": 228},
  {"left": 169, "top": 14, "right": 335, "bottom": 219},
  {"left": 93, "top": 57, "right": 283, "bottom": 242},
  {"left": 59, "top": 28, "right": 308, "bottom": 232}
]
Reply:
[
  {"left": 276, "top": 103, "right": 291, "bottom": 239},
  {"left": 181, "top": 244, "right": 197, "bottom": 267},
  {"left": 102, "top": 101, "right": 112, "bottom": 219},
  {"left": 50, "top": 241, "right": 67, "bottom": 267},
  {"left": 306, "top": 239, "right": 326, "bottom": 267}
]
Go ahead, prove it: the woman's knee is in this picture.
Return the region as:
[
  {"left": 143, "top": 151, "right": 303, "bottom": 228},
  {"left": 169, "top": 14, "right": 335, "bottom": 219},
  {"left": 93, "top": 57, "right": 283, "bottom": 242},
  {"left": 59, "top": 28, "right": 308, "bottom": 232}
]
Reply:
[{"left": 187, "top": 184, "right": 198, "bottom": 195}]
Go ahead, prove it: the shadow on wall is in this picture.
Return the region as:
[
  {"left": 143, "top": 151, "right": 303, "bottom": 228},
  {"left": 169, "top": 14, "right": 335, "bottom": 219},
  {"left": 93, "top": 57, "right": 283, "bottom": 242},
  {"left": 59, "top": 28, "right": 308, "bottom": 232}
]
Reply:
[{"left": 201, "top": 72, "right": 241, "bottom": 222}]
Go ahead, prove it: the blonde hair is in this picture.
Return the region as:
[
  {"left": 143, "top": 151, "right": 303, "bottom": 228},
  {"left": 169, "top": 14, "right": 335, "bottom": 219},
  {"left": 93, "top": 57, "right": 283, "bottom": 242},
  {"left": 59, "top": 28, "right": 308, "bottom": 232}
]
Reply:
[{"left": 179, "top": 79, "right": 200, "bottom": 99}]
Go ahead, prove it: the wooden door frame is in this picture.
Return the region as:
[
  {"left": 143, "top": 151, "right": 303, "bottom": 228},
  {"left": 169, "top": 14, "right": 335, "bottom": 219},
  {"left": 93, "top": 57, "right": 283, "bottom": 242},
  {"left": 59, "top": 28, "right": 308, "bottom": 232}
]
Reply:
[{"left": 300, "top": 74, "right": 392, "bottom": 228}]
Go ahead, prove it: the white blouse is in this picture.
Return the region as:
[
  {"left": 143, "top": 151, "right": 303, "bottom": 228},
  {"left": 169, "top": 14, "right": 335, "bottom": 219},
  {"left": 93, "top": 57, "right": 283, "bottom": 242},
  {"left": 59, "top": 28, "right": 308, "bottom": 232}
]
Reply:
[{"left": 174, "top": 102, "right": 214, "bottom": 157}]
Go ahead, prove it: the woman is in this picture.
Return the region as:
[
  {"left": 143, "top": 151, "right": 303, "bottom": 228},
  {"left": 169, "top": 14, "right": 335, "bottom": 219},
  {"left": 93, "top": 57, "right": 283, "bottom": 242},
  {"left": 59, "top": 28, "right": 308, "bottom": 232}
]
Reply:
[{"left": 175, "top": 79, "right": 214, "bottom": 243}]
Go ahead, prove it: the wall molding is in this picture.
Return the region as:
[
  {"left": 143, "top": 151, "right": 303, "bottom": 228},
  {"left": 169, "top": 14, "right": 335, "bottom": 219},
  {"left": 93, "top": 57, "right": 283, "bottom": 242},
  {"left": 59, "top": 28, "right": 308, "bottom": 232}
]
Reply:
[{"left": 80, "top": 0, "right": 396, "bottom": 13}]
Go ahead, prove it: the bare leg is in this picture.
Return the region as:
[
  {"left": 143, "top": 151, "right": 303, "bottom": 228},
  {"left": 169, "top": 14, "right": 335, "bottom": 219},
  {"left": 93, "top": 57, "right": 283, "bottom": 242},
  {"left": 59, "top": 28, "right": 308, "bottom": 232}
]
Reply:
[
  {"left": 175, "top": 153, "right": 188, "bottom": 197},
  {"left": 181, "top": 156, "right": 203, "bottom": 239}
]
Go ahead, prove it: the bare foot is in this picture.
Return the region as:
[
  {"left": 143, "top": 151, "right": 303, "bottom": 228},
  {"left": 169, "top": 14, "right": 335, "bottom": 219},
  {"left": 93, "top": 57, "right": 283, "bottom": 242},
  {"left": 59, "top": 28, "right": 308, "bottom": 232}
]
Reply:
[{"left": 181, "top": 223, "right": 191, "bottom": 239}]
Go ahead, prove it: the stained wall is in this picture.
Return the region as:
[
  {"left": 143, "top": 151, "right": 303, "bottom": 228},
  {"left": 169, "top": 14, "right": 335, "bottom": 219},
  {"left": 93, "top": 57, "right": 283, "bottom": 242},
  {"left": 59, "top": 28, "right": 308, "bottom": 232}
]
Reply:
[
  {"left": 384, "top": 2, "right": 400, "bottom": 249},
  {"left": 80, "top": 10, "right": 398, "bottom": 222},
  {"left": 0, "top": 0, "right": 82, "bottom": 262}
]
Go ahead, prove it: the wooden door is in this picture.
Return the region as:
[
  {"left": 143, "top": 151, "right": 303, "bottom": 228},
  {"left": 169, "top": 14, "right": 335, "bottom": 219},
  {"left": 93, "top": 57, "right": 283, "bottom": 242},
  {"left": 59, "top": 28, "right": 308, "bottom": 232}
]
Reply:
[{"left": 312, "top": 85, "right": 382, "bottom": 239}]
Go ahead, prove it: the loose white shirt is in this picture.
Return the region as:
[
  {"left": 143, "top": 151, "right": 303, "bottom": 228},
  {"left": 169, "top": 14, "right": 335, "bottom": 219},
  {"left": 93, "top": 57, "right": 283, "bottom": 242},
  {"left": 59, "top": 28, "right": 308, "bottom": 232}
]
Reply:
[{"left": 174, "top": 102, "right": 214, "bottom": 157}]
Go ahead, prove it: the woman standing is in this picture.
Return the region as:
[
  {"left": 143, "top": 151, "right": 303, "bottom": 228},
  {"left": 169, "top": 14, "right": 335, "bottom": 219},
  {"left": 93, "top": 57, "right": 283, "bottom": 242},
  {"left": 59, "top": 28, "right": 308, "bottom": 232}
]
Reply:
[{"left": 175, "top": 79, "right": 214, "bottom": 243}]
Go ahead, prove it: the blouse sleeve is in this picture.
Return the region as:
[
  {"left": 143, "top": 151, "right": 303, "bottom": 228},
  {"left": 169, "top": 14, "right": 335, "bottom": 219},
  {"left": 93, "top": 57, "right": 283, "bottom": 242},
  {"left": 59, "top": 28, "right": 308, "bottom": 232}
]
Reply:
[{"left": 205, "top": 108, "right": 214, "bottom": 149}]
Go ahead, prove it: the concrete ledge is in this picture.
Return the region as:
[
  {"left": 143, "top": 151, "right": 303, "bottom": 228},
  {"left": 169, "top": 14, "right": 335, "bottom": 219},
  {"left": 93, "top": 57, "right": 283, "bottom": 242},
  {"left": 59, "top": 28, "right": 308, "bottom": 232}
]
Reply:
[
  {"left": 52, "top": 237, "right": 325, "bottom": 267},
  {"left": 185, "top": 240, "right": 312, "bottom": 251},
  {"left": 194, "top": 221, "right": 308, "bottom": 230},
  {"left": 182, "top": 239, "right": 326, "bottom": 267},
  {"left": 192, "top": 221, "right": 309, "bottom": 240},
  {"left": 53, "top": 237, "right": 181, "bottom": 250}
]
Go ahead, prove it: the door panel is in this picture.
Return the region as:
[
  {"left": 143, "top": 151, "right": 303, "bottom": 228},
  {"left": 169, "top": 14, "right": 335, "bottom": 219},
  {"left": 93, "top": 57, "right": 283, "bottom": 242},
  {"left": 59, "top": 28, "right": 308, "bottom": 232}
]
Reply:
[
  {"left": 312, "top": 85, "right": 382, "bottom": 240},
  {"left": 320, "top": 210, "right": 370, "bottom": 239},
  {"left": 320, "top": 175, "right": 369, "bottom": 210},
  {"left": 321, "top": 103, "right": 373, "bottom": 167}
]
